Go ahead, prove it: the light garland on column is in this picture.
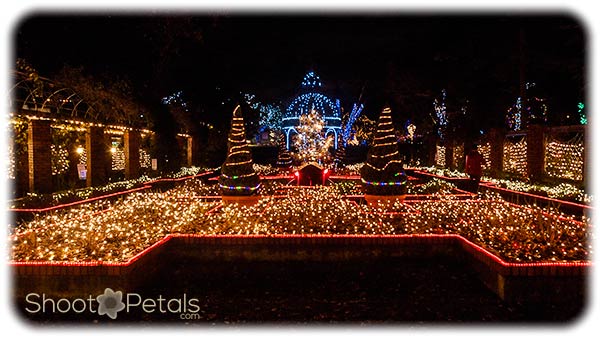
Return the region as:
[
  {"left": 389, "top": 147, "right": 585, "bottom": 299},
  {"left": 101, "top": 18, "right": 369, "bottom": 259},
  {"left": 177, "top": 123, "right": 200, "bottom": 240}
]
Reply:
[
  {"left": 139, "top": 148, "right": 151, "bottom": 169},
  {"left": 435, "top": 145, "right": 446, "bottom": 167},
  {"left": 544, "top": 133, "right": 584, "bottom": 181},
  {"left": 477, "top": 143, "right": 491, "bottom": 171},
  {"left": 51, "top": 144, "right": 69, "bottom": 176},
  {"left": 453, "top": 144, "right": 464, "bottom": 168},
  {"left": 111, "top": 146, "right": 125, "bottom": 171},
  {"left": 503, "top": 137, "right": 527, "bottom": 177}
]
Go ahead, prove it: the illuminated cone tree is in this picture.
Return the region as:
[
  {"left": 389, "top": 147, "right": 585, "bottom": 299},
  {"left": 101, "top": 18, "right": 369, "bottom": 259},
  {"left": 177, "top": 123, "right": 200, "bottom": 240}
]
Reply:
[
  {"left": 276, "top": 133, "right": 293, "bottom": 168},
  {"left": 219, "top": 105, "right": 261, "bottom": 196},
  {"left": 360, "top": 106, "right": 407, "bottom": 195}
]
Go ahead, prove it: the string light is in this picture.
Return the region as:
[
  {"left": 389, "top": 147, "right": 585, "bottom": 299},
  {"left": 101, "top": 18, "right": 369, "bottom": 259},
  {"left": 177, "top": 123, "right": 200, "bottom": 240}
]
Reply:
[
  {"left": 292, "top": 110, "right": 333, "bottom": 163},
  {"left": 7, "top": 141, "right": 17, "bottom": 180},
  {"left": 283, "top": 71, "right": 341, "bottom": 150},
  {"left": 51, "top": 144, "right": 69, "bottom": 176},
  {"left": 421, "top": 166, "right": 591, "bottom": 204},
  {"left": 503, "top": 136, "right": 527, "bottom": 177},
  {"left": 139, "top": 148, "right": 151, "bottom": 169},
  {"left": 506, "top": 97, "right": 523, "bottom": 131},
  {"left": 544, "top": 133, "right": 584, "bottom": 181},
  {"left": 406, "top": 123, "right": 416, "bottom": 143},
  {"left": 361, "top": 107, "right": 406, "bottom": 194},
  {"left": 477, "top": 143, "right": 491, "bottom": 171},
  {"left": 111, "top": 146, "right": 125, "bottom": 171},
  {"left": 433, "top": 89, "right": 448, "bottom": 140},
  {"left": 342, "top": 103, "right": 364, "bottom": 146},
  {"left": 578, "top": 102, "right": 586, "bottom": 125},
  {"left": 218, "top": 106, "right": 260, "bottom": 196},
  {"left": 435, "top": 145, "right": 446, "bottom": 167},
  {"left": 452, "top": 144, "right": 463, "bottom": 168}
]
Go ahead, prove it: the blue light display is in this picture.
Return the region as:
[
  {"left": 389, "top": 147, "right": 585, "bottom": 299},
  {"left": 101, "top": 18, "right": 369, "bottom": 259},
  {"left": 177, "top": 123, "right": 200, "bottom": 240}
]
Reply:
[
  {"left": 342, "top": 103, "right": 364, "bottom": 146},
  {"left": 433, "top": 89, "right": 448, "bottom": 140},
  {"left": 282, "top": 71, "right": 342, "bottom": 150},
  {"left": 506, "top": 97, "right": 523, "bottom": 131},
  {"left": 162, "top": 90, "right": 188, "bottom": 110},
  {"left": 301, "top": 71, "right": 323, "bottom": 88}
]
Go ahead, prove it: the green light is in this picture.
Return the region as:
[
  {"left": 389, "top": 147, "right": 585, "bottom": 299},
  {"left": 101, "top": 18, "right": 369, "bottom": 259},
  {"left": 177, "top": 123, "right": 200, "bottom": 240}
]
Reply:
[{"left": 578, "top": 102, "right": 587, "bottom": 125}]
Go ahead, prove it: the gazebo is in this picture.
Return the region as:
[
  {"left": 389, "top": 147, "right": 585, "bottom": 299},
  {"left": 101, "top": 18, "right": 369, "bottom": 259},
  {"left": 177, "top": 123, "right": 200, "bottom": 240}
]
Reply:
[{"left": 282, "top": 71, "right": 342, "bottom": 150}]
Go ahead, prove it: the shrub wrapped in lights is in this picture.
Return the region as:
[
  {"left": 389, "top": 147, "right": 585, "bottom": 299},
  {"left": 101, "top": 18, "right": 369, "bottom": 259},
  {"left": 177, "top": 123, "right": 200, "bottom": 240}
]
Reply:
[
  {"left": 218, "top": 105, "right": 261, "bottom": 196},
  {"left": 360, "top": 106, "right": 407, "bottom": 195},
  {"left": 275, "top": 133, "right": 293, "bottom": 168}
]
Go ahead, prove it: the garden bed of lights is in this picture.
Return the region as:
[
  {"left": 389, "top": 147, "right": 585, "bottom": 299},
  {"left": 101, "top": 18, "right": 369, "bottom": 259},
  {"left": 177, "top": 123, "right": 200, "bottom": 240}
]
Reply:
[
  {"left": 410, "top": 168, "right": 591, "bottom": 217},
  {"left": 8, "top": 170, "right": 217, "bottom": 225},
  {"left": 9, "top": 179, "right": 591, "bottom": 303},
  {"left": 414, "top": 167, "right": 590, "bottom": 204},
  {"left": 9, "top": 183, "right": 590, "bottom": 264}
]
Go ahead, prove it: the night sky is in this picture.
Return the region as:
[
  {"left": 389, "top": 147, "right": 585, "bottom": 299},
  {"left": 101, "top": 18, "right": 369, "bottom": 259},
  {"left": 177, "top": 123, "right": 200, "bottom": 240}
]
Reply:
[{"left": 14, "top": 12, "right": 585, "bottom": 135}]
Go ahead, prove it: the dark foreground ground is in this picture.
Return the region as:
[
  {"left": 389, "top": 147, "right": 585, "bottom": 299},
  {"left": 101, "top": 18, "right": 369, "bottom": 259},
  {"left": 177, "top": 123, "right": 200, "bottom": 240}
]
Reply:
[{"left": 14, "top": 257, "right": 585, "bottom": 325}]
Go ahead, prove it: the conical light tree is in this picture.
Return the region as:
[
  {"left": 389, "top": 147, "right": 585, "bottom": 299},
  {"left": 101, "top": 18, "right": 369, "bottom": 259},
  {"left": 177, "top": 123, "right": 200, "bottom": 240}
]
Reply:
[
  {"left": 276, "top": 133, "right": 293, "bottom": 168},
  {"left": 360, "top": 106, "right": 407, "bottom": 195},
  {"left": 219, "top": 105, "right": 261, "bottom": 196}
]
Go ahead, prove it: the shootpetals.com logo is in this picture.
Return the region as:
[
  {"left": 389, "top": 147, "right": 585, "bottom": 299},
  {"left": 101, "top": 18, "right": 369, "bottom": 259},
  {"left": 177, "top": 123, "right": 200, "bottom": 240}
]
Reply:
[
  {"left": 96, "top": 288, "right": 126, "bottom": 319},
  {"left": 25, "top": 288, "right": 201, "bottom": 320}
]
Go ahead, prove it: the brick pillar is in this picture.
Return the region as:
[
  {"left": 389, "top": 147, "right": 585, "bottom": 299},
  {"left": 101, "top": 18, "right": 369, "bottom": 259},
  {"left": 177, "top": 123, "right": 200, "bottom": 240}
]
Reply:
[
  {"left": 176, "top": 136, "right": 187, "bottom": 168},
  {"left": 489, "top": 128, "right": 504, "bottom": 177},
  {"left": 124, "top": 130, "right": 141, "bottom": 179},
  {"left": 526, "top": 125, "right": 545, "bottom": 182},
  {"left": 86, "top": 126, "right": 108, "bottom": 187},
  {"left": 453, "top": 142, "right": 464, "bottom": 171},
  {"left": 426, "top": 135, "right": 436, "bottom": 166},
  {"left": 16, "top": 142, "right": 29, "bottom": 196},
  {"left": 186, "top": 136, "right": 203, "bottom": 167},
  {"left": 27, "top": 119, "right": 53, "bottom": 193},
  {"left": 186, "top": 137, "right": 194, "bottom": 167}
]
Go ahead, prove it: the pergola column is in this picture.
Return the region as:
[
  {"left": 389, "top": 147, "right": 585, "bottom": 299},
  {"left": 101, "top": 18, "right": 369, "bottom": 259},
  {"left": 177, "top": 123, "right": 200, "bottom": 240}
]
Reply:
[
  {"left": 86, "top": 126, "right": 108, "bottom": 187},
  {"left": 526, "top": 125, "right": 545, "bottom": 182},
  {"left": 186, "top": 136, "right": 195, "bottom": 167},
  {"left": 124, "top": 130, "right": 141, "bottom": 179},
  {"left": 488, "top": 128, "right": 505, "bottom": 177},
  {"left": 27, "top": 119, "right": 53, "bottom": 193}
]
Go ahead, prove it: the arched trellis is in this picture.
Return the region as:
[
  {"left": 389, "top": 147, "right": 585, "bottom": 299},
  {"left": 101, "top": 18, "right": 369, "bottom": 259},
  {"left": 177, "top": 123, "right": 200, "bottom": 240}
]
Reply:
[
  {"left": 9, "top": 71, "right": 147, "bottom": 127},
  {"left": 10, "top": 72, "right": 101, "bottom": 122}
]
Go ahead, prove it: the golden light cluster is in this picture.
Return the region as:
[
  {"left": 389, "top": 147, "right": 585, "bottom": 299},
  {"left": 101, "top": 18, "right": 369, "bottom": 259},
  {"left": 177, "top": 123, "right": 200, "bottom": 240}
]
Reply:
[
  {"left": 435, "top": 145, "right": 446, "bottom": 167},
  {"left": 452, "top": 144, "right": 464, "bottom": 168},
  {"left": 111, "top": 146, "right": 125, "bottom": 171},
  {"left": 502, "top": 137, "right": 528, "bottom": 177},
  {"left": 544, "top": 136, "right": 584, "bottom": 181},
  {"left": 422, "top": 166, "right": 590, "bottom": 203},
  {"left": 477, "top": 142, "right": 492, "bottom": 171},
  {"left": 139, "top": 148, "right": 152, "bottom": 169},
  {"left": 51, "top": 144, "right": 70, "bottom": 176}
]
